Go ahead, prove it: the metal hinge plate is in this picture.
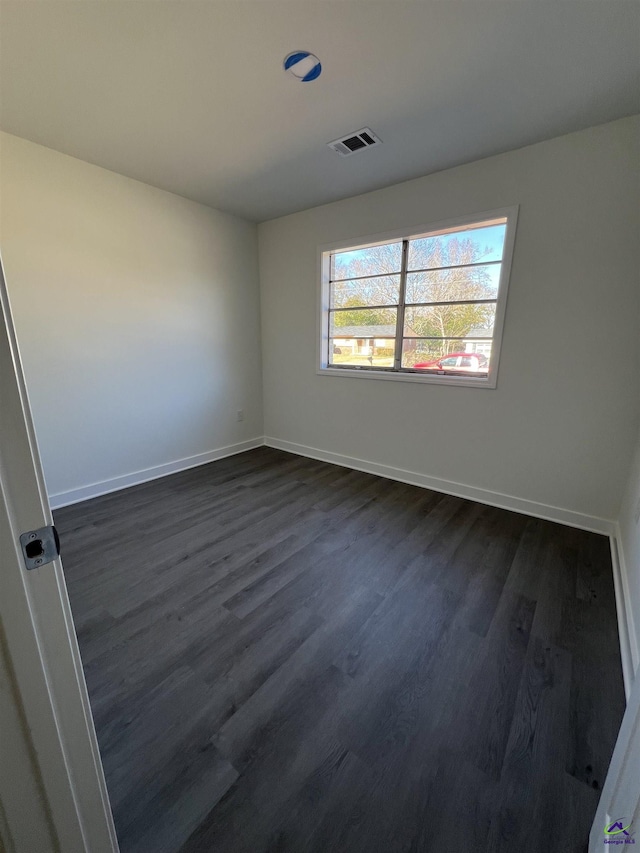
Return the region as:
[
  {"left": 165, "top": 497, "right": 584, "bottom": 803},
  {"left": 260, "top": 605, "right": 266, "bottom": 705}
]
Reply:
[{"left": 19, "top": 525, "right": 60, "bottom": 570}]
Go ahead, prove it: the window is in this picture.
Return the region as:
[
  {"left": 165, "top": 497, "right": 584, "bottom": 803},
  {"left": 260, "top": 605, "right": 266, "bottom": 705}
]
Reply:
[{"left": 319, "top": 207, "right": 517, "bottom": 388}]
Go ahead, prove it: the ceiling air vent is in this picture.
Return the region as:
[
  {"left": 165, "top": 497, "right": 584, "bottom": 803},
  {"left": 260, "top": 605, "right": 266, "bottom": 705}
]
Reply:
[{"left": 328, "top": 128, "right": 382, "bottom": 157}]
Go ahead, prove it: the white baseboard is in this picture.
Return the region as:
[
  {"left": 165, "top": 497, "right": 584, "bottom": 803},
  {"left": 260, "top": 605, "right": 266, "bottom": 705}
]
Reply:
[
  {"left": 264, "top": 436, "right": 615, "bottom": 536},
  {"left": 611, "top": 527, "right": 640, "bottom": 700},
  {"left": 49, "top": 438, "right": 264, "bottom": 509}
]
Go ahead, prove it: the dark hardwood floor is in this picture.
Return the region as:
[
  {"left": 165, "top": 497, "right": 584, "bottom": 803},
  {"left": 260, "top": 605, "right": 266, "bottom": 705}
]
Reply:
[{"left": 55, "top": 447, "right": 626, "bottom": 853}]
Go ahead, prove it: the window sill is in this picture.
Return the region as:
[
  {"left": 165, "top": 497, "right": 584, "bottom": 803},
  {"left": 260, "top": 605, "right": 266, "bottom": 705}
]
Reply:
[{"left": 317, "top": 366, "right": 497, "bottom": 389}]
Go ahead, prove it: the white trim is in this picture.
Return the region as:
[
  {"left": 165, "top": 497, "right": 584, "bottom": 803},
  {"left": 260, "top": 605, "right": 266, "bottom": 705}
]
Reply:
[
  {"left": 1, "top": 252, "right": 118, "bottom": 850},
  {"left": 589, "top": 630, "right": 640, "bottom": 851},
  {"left": 612, "top": 524, "right": 640, "bottom": 699},
  {"left": 316, "top": 207, "right": 518, "bottom": 257},
  {"left": 264, "top": 436, "right": 615, "bottom": 536},
  {"left": 317, "top": 205, "right": 519, "bottom": 391},
  {"left": 49, "top": 438, "right": 264, "bottom": 509},
  {"left": 316, "top": 365, "right": 500, "bottom": 389}
]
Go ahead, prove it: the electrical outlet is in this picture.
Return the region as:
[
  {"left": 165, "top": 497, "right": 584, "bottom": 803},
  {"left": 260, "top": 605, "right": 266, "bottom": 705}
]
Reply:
[{"left": 237, "top": 410, "right": 244, "bottom": 422}]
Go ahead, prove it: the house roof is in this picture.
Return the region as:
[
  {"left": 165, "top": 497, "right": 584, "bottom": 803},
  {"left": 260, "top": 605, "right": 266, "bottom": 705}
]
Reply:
[{"left": 466, "top": 328, "right": 494, "bottom": 339}]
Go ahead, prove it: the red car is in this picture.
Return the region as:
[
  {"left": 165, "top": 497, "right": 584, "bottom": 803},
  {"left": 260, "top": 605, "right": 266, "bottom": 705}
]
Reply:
[{"left": 413, "top": 352, "right": 489, "bottom": 374}]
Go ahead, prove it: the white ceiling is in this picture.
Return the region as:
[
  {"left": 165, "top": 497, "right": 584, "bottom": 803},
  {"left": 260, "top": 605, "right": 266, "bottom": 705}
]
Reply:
[{"left": 1, "top": 1, "right": 638, "bottom": 222}]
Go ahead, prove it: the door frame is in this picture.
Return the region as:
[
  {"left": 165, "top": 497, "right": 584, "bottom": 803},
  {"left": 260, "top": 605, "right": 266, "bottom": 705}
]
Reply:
[
  {"left": 0, "top": 253, "right": 117, "bottom": 852},
  {"left": 589, "top": 669, "right": 640, "bottom": 851}
]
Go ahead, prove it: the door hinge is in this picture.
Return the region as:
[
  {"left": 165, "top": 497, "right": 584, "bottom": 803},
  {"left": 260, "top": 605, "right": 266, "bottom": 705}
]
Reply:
[{"left": 19, "top": 525, "right": 60, "bottom": 570}]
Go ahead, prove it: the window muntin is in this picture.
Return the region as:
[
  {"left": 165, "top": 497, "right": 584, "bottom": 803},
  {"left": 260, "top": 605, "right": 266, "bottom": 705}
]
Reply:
[
  {"left": 407, "top": 222, "right": 507, "bottom": 269},
  {"left": 403, "top": 304, "right": 497, "bottom": 338},
  {"left": 330, "top": 275, "right": 401, "bottom": 308},
  {"left": 405, "top": 265, "right": 501, "bottom": 303},
  {"left": 331, "top": 242, "right": 402, "bottom": 279},
  {"left": 321, "top": 210, "right": 516, "bottom": 386},
  {"left": 330, "top": 307, "right": 398, "bottom": 337}
]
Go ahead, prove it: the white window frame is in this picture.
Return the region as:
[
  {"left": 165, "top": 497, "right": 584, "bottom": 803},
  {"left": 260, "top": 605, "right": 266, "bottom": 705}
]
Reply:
[{"left": 317, "top": 206, "right": 518, "bottom": 389}]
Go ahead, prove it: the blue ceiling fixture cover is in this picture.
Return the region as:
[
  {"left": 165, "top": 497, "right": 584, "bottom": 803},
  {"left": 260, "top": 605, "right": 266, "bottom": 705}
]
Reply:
[{"left": 283, "top": 51, "right": 322, "bottom": 82}]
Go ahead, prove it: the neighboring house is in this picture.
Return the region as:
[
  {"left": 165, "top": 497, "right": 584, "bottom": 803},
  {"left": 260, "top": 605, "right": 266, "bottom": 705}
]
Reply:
[
  {"left": 333, "top": 324, "right": 489, "bottom": 357},
  {"left": 333, "top": 324, "right": 417, "bottom": 355},
  {"left": 463, "top": 327, "right": 493, "bottom": 358}
]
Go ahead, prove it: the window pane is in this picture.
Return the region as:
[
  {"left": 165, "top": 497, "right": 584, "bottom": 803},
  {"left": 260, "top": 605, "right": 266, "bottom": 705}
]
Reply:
[
  {"left": 406, "top": 264, "right": 501, "bottom": 303},
  {"left": 330, "top": 338, "right": 395, "bottom": 368},
  {"left": 330, "top": 275, "right": 400, "bottom": 309},
  {"left": 404, "top": 303, "right": 496, "bottom": 338},
  {"left": 330, "top": 307, "right": 397, "bottom": 338},
  {"left": 331, "top": 242, "right": 402, "bottom": 280},
  {"left": 407, "top": 223, "right": 507, "bottom": 271},
  {"left": 402, "top": 339, "right": 490, "bottom": 375},
  {"left": 462, "top": 339, "right": 493, "bottom": 358}
]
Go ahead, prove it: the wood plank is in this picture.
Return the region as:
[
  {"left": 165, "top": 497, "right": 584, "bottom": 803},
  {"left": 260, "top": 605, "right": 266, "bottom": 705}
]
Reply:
[{"left": 53, "top": 447, "right": 625, "bottom": 853}]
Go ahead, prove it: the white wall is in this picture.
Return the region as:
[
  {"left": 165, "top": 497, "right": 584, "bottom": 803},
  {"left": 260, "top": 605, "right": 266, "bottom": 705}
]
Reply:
[
  {"left": 0, "top": 132, "right": 263, "bottom": 503},
  {"left": 619, "top": 429, "right": 640, "bottom": 678},
  {"left": 259, "top": 117, "right": 640, "bottom": 528}
]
